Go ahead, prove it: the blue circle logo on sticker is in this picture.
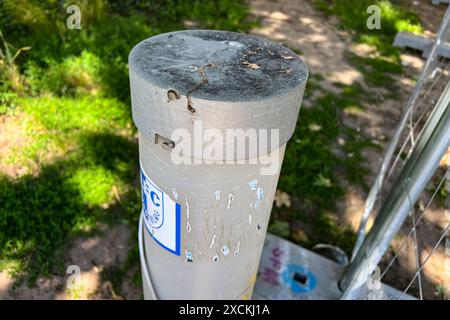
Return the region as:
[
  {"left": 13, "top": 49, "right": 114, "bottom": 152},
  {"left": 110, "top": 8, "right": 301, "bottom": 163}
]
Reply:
[{"left": 281, "top": 264, "right": 317, "bottom": 293}]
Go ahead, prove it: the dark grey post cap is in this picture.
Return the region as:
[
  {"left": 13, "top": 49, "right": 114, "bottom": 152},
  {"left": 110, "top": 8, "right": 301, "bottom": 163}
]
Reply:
[
  {"left": 129, "top": 30, "right": 308, "bottom": 101},
  {"left": 129, "top": 30, "right": 308, "bottom": 159}
]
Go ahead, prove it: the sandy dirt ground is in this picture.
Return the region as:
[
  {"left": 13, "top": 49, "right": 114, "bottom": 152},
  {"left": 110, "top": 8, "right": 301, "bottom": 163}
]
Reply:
[
  {"left": 1, "top": 224, "right": 141, "bottom": 300},
  {"left": 1, "top": 0, "right": 448, "bottom": 300}
]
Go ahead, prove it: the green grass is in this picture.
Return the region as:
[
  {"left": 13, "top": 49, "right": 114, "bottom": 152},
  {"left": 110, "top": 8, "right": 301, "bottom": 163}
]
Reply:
[
  {"left": 0, "top": 124, "right": 139, "bottom": 282},
  {"left": 271, "top": 75, "right": 379, "bottom": 255},
  {"left": 280, "top": 79, "right": 378, "bottom": 202},
  {"left": 0, "top": 0, "right": 255, "bottom": 285},
  {"left": 346, "top": 53, "right": 403, "bottom": 90},
  {"left": 1, "top": 0, "right": 255, "bottom": 101}
]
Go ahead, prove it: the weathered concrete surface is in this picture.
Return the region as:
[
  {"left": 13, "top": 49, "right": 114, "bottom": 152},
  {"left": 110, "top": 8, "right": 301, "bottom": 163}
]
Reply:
[{"left": 129, "top": 30, "right": 308, "bottom": 101}]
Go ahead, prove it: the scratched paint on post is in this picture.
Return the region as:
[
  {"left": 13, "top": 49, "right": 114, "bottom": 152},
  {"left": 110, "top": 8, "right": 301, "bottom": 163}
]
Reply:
[{"left": 140, "top": 164, "right": 181, "bottom": 256}]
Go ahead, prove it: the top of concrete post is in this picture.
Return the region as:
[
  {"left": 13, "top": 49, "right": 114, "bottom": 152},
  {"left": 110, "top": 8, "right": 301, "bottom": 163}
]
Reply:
[{"left": 129, "top": 30, "right": 308, "bottom": 102}]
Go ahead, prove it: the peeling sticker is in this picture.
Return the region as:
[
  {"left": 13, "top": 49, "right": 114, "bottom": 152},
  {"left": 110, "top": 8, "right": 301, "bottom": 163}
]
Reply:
[
  {"left": 254, "top": 187, "right": 264, "bottom": 209},
  {"left": 234, "top": 241, "right": 240, "bottom": 256},
  {"left": 227, "top": 193, "right": 234, "bottom": 210},
  {"left": 256, "top": 187, "right": 264, "bottom": 200},
  {"left": 186, "top": 221, "right": 192, "bottom": 233},
  {"left": 214, "top": 190, "right": 221, "bottom": 200},
  {"left": 221, "top": 245, "right": 230, "bottom": 256},
  {"left": 185, "top": 199, "right": 190, "bottom": 219},
  {"left": 185, "top": 251, "right": 194, "bottom": 263},
  {"left": 248, "top": 179, "right": 258, "bottom": 191},
  {"left": 213, "top": 254, "right": 219, "bottom": 263},
  {"left": 209, "top": 234, "right": 216, "bottom": 248},
  {"left": 172, "top": 189, "right": 179, "bottom": 201}
]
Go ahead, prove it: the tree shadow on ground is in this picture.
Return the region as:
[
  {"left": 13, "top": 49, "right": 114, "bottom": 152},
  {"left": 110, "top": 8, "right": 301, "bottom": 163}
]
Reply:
[{"left": 0, "top": 131, "right": 140, "bottom": 284}]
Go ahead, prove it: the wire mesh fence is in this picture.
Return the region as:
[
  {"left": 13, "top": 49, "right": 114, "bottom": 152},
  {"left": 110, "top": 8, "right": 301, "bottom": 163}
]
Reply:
[
  {"left": 341, "top": 6, "right": 450, "bottom": 300},
  {"left": 378, "top": 58, "right": 450, "bottom": 299}
]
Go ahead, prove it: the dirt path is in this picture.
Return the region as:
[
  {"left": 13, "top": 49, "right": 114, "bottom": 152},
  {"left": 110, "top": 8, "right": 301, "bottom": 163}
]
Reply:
[
  {"left": 249, "top": 0, "right": 448, "bottom": 299},
  {"left": 0, "top": 224, "right": 141, "bottom": 299},
  {"left": 250, "top": 0, "right": 360, "bottom": 82},
  {"left": 249, "top": 0, "right": 403, "bottom": 231}
]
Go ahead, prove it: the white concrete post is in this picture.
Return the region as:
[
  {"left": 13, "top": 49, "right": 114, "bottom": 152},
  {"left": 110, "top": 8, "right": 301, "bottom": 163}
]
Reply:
[{"left": 129, "top": 30, "right": 308, "bottom": 299}]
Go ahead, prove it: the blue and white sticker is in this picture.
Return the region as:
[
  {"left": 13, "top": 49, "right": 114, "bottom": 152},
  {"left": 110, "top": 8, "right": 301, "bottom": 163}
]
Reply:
[{"left": 140, "top": 165, "right": 181, "bottom": 256}]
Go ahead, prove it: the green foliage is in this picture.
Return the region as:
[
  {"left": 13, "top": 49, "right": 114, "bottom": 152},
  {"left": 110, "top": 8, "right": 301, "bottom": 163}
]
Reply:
[
  {"left": 311, "top": 212, "right": 357, "bottom": 254},
  {"left": 275, "top": 77, "right": 379, "bottom": 255},
  {"left": 0, "top": 166, "right": 79, "bottom": 280},
  {"left": 107, "top": 0, "right": 255, "bottom": 32},
  {"left": 280, "top": 91, "right": 342, "bottom": 211},
  {"left": 1, "top": 0, "right": 255, "bottom": 102},
  {"left": 0, "top": 29, "right": 31, "bottom": 92},
  {"left": 268, "top": 220, "right": 290, "bottom": 238},
  {"left": 19, "top": 96, "right": 129, "bottom": 133},
  {"left": 25, "top": 51, "right": 103, "bottom": 96},
  {"left": 0, "top": 0, "right": 255, "bottom": 284},
  {"left": 0, "top": 128, "right": 139, "bottom": 282},
  {"left": 0, "top": 95, "right": 138, "bottom": 281},
  {"left": 429, "top": 171, "right": 449, "bottom": 208},
  {"left": 69, "top": 167, "right": 116, "bottom": 206},
  {"left": 1, "top": 0, "right": 60, "bottom": 37},
  {"left": 280, "top": 80, "right": 376, "bottom": 208},
  {"left": 341, "top": 127, "right": 379, "bottom": 188}
]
